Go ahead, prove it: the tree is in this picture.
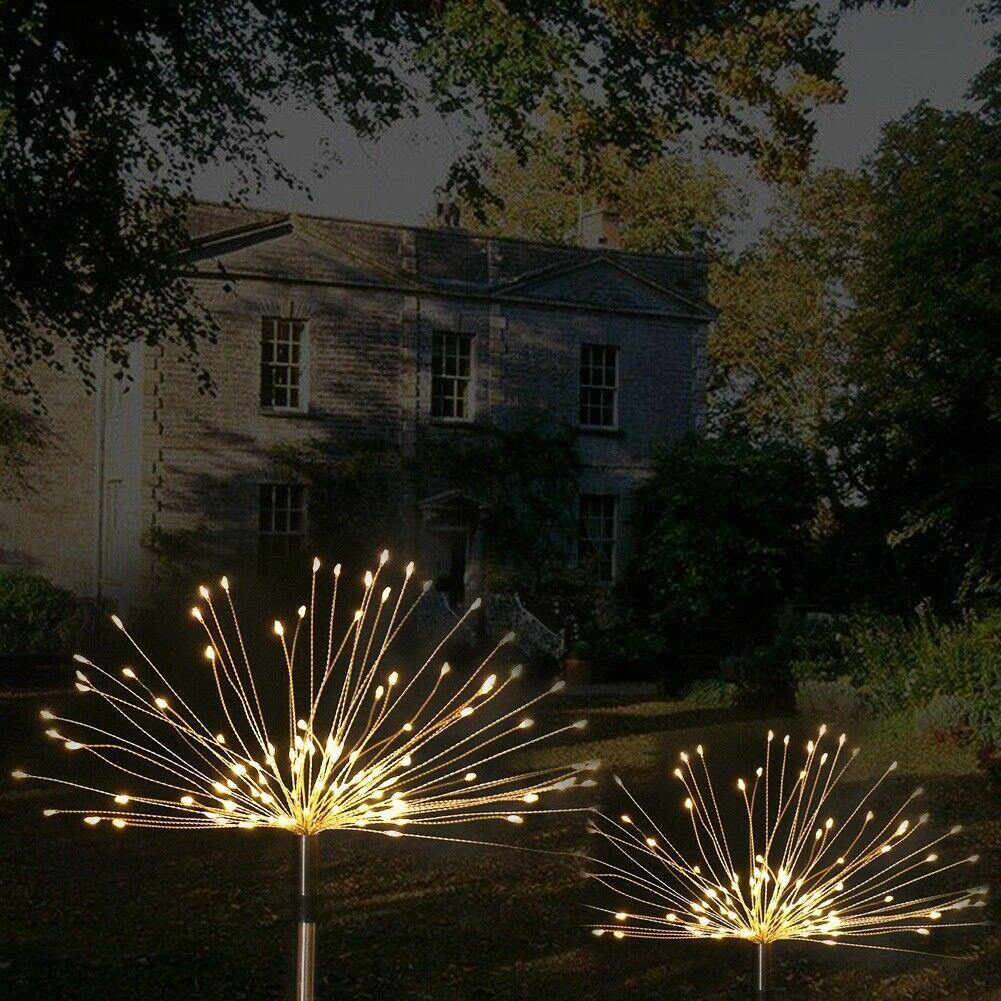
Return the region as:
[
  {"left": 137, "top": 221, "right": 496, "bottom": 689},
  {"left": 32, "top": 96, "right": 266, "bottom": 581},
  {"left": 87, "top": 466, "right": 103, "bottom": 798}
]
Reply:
[
  {"left": 453, "top": 118, "right": 873, "bottom": 454},
  {"left": 454, "top": 115, "right": 746, "bottom": 255},
  {"left": 710, "top": 168, "right": 874, "bottom": 450},
  {"left": 834, "top": 43, "right": 1001, "bottom": 607},
  {"left": 3, "top": 1, "right": 896, "bottom": 400},
  {"left": 626, "top": 435, "right": 818, "bottom": 679}
]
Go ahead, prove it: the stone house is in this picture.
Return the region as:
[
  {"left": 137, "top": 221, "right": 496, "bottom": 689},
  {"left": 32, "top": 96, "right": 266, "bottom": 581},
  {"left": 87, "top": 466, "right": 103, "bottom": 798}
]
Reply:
[{"left": 0, "top": 202, "right": 712, "bottom": 631}]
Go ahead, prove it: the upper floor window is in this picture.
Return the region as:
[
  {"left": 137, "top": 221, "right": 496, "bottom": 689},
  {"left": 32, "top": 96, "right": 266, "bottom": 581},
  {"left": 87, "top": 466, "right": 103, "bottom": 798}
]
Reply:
[
  {"left": 261, "top": 317, "right": 308, "bottom": 411},
  {"left": 431, "top": 331, "right": 473, "bottom": 421},
  {"left": 578, "top": 493, "right": 617, "bottom": 583},
  {"left": 258, "top": 483, "right": 305, "bottom": 560},
  {"left": 579, "top": 344, "right": 618, "bottom": 428}
]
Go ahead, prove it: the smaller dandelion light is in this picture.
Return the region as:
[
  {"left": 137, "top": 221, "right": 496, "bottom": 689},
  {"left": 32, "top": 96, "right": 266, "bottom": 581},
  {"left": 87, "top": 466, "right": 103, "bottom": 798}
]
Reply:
[
  {"left": 586, "top": 726, "right": 987, "bottom": 998},
  {"left": 12, "top": 553, "right": 598, "bottom": 1001}
]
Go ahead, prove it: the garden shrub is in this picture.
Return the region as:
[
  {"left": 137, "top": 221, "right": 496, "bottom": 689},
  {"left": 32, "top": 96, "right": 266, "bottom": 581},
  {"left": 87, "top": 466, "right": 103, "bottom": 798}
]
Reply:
[
  {"left": 626, "top": 435, "right": 818, "bottom": 685},
  {"left": 0, "top": 571, "right": 99, "bottom": 656},
  {"left": 683, "top": 677, "right": 739, "bottom": 708},
  {"left": 795, "top": 675, "right": 868, "bottom": 725},
  {"left": 851, "top": 610, "right": 1001, "bottom": 749},
  {"left": 913, "top": 694, "right": 972, "bottom": 745},
  {"left": 743, "top": 609, "right": 843, "bottom": 692}
]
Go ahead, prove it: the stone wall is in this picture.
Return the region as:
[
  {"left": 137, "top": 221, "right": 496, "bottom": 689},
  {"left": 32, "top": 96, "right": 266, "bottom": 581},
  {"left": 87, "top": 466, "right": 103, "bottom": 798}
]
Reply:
[
  {"left": 0, "top": 211, "right": 710, "bottom": 609},
  {"left": 0, "top": 358, "right": 101, "bottom": 595}
]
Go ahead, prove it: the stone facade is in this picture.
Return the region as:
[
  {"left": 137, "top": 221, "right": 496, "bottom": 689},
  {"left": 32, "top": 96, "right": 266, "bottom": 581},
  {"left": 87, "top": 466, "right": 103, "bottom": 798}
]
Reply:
[{"left": 0, "top": 204, "right": 712, "bottom": 613}]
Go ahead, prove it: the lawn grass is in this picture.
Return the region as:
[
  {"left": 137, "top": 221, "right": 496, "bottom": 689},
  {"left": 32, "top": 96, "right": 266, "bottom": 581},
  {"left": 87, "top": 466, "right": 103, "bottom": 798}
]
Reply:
[{"left": 1, "top": 686, "right": 996, "bottom": 999}]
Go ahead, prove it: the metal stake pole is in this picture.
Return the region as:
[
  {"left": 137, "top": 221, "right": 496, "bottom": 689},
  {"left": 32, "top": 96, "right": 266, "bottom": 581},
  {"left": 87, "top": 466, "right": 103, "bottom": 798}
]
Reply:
[
  {"left": 753, "top": 941, "right": 771, "bottom": 999},
  {"left": 295, "top": 834, "right": 318, "bottom": 1001}
]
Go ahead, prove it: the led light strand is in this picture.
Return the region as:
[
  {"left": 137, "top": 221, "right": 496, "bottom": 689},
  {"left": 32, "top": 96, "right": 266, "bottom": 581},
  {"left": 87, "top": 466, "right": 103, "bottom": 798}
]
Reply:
[
  {"left": 587, "top": 726, "right": 986, "bottom": 952},
  {"left": 14, "top": 553, "right": 598, "bottom": 839}
]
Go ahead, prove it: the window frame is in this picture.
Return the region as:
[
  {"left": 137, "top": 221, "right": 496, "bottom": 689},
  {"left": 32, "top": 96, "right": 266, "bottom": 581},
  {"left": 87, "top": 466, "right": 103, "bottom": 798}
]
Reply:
[
  {"left": 578, "top": 343, "right": 619, "bottom": 430},
  {"left": 260, "top": 316, "right": 310, "bottom": 413},
  {"left": 430, "top": 329, "right": 475, "bottom": 423},
  {"left": 257, "top": 482, "right": 307, "bottom": 561},
  {"left": 577, "top": 493, "right": 618, "bottom": 584}
]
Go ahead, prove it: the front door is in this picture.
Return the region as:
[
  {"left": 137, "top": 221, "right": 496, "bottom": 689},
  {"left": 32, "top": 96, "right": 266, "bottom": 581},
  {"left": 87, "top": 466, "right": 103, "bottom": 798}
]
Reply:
[{"left": 427, "top": 528, "right": 468, "bottom": 609}]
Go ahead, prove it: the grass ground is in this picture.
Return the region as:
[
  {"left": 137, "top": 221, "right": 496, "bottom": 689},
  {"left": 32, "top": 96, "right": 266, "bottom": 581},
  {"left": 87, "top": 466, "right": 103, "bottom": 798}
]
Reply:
[{"left": 1, "top": 685, "right": 997, "bottom": 1000}]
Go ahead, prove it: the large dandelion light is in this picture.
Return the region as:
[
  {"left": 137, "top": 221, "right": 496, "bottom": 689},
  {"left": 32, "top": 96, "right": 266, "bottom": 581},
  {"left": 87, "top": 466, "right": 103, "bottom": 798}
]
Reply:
[
  {"left": 587, "top": 726, "right": 986, "bottom": 996},
  {"left": 12, "top": 552, "right": 596, "bottom": 1000}
]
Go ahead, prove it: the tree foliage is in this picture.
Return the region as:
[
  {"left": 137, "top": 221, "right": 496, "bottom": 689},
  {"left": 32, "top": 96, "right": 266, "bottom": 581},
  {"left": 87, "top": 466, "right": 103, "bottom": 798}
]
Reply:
[
  {"left": 710, "top": 169, "right": 873, "bottom": 450},
  {"left": 268, "top": 439, "right": 404, "bottom": 558},
  {"left": 834, "top": 60, "right": 1001, "bottom": 606},
  {"left": 2, "top": 1, "right": 885, "bottom": 398},
  {"left": 627, "top": 435, "right": 817, "bottom": 676},
  {"left": 419, "top": 415, "right": 582, "bottom": 605},
  {"left": 448, "top": 118, "right": 875, "bottom": 455},
  {"left": 453, "top": 115, "right": 746, "bottom": 254}
]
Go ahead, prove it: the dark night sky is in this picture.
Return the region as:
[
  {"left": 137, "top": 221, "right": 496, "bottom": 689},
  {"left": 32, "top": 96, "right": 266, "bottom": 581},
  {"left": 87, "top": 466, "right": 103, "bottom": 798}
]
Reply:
[{"left": 191, "top": 2, "right": 994, "bottom": 237}]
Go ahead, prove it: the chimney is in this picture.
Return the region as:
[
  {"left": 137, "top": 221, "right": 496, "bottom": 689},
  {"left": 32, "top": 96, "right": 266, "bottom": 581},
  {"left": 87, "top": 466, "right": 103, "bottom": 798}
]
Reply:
[
  {"left": 433, "top": 186, "right": 461, "bottom": 229},
  {"left": 578, "top": 198, "right": 621, "bottom": 249}
]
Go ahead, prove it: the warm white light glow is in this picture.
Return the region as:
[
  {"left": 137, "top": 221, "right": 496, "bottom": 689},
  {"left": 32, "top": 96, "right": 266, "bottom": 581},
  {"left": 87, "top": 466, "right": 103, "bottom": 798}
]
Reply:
[
  {"left": 587, "top": 727, "right": 987, "bottom": 952},
  {"left": 20, "top": 554, "right": 597, "bottom": 839}
]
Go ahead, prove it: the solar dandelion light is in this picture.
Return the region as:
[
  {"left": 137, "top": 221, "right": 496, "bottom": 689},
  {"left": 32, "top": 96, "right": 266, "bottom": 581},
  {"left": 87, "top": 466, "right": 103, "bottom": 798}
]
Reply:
[
  {"left": 586, "top": 725, "right": 987, "bottom": 998},
  {"left": 12, "top": 552, "right": 597, "bottom": 1000}
]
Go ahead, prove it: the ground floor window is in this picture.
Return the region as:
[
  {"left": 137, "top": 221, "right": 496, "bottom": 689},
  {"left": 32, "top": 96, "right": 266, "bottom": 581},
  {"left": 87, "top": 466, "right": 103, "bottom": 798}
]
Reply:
[
  {"left": 258, "top": 483, "right": 305, "bottom": 561},
  {"left": 578, "top": 493, "right": 617, "bottom": 582}
]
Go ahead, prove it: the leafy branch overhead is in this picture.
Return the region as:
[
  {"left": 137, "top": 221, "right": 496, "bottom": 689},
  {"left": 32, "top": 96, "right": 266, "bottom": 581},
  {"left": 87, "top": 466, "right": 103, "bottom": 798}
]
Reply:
[{"left": 3, "top": 1, "right": 896, "bottom": 397}]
